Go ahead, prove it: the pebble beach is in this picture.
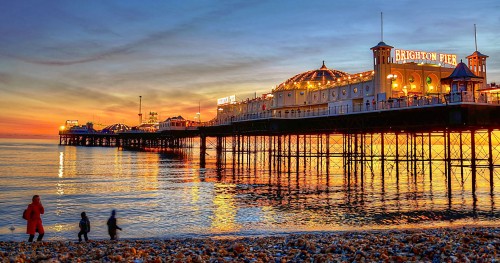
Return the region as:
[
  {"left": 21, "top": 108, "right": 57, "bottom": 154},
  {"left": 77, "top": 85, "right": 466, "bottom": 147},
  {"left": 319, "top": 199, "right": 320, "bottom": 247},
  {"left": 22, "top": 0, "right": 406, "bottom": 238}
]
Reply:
[{"left": 1, "top": 227, "right": 499, "bottom": 262}]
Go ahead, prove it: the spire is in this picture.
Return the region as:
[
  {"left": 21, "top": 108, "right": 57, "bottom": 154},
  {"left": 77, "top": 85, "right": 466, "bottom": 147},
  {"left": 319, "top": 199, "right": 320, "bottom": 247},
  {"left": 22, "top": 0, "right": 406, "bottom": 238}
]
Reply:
[
  {"left": 468, "top": 24, "right": 488, "bottom": 58},
  {"left": 320, "top": 60, "right": 327, "bottom": 69},
  {"left": 371, "top": 12, "right": 392, "bottom": 49},
  {"left": 381, "top": 12, "right": 384, "bottom": 42},
  {"left": 474, "top": 24, "right": 478, "bottom": 52},
  {"left": 138, "top": 95, "right": 142, "bottom": 125}
]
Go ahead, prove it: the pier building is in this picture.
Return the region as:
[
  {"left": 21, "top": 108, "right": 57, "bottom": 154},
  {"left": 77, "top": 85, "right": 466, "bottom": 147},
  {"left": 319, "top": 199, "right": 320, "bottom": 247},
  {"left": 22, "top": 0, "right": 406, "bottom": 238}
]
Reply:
[
  {"left": 214, "top": 41, "right": 497, "bottom": 124},
  {"left": 158, "top": 116, "right": 200, "bottom": 131}
]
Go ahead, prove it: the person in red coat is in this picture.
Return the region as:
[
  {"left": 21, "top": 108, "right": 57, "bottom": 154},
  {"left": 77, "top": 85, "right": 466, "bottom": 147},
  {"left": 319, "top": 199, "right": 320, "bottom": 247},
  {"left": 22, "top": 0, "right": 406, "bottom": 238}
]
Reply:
[{"left": 26, "top": 195, "right": 45, "bottom": 242}]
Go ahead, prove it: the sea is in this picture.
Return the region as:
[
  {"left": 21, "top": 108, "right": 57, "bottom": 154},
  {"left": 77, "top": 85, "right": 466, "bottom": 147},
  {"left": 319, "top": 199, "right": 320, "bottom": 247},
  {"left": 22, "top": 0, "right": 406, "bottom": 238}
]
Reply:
[{"left": 0, "top": 138, "right": 498, "bottom": 241}]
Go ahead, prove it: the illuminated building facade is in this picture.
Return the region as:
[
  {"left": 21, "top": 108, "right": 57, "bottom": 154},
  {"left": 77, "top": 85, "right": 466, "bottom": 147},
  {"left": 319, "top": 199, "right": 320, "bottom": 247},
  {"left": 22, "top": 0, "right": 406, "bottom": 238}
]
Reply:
[{"left": 216, "top": 41, "right": 490, "bottom": 123}]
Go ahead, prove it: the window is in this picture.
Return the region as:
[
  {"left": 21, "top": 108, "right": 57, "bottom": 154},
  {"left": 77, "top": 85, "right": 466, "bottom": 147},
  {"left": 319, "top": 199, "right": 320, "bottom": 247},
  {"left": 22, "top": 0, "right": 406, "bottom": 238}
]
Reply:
[{"left": 365, "top": 85, "right": 370, "bottom": 92}]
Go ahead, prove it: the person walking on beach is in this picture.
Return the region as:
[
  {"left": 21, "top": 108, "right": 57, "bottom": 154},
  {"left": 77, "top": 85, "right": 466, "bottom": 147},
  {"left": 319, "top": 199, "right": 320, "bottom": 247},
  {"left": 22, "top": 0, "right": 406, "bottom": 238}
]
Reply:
[
  {"left": 25, "top": 195, "right": 45, "bottom": 242},
  {"left": 78, "top": 212, "right": 91, "bottom": 242},
  {"left": 107, "top": 210, "right": 122, "bottom": 240}
]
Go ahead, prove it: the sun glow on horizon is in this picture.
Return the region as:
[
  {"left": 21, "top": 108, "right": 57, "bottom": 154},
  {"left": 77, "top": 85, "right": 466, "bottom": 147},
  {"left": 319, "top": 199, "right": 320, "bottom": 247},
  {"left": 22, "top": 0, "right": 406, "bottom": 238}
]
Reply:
[{"left": 1, "top": 1, "right": 499, "bottom": 137}]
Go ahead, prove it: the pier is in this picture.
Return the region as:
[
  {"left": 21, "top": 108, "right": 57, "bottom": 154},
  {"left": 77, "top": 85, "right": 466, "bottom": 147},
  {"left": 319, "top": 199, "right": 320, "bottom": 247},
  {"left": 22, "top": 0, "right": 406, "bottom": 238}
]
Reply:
[
  {"left": 59, "top": 101, "right": 500, "bottom": 197},
  {"left": 59, "top": 39, "right": 500, "bottom": 198}
]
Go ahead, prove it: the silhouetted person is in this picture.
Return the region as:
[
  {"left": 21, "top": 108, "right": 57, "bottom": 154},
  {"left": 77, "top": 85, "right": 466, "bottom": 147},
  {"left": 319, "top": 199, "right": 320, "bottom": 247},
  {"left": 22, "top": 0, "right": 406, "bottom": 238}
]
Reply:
[
  {"left": 78, "top": 212, "right": 90, "bottom": 242},
  {"left": 107, "top": 210, "right": 122, "bottom": 240},
  {"left": 26, "top": 195, "right": 44, "bottom": 242}
]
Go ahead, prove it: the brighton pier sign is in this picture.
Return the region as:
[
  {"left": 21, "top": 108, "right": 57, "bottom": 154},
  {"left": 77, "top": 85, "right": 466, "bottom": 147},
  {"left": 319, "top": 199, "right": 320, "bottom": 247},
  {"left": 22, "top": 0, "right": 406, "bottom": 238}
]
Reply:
[{"left": 394, "top": 49, "right": 457, "bottom": 66}]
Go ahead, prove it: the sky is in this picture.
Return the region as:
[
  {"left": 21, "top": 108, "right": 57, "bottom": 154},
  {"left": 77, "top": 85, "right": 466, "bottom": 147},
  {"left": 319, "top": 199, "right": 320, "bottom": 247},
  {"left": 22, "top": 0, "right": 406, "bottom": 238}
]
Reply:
[{"left": 1, "top": 0, "right": 499, "bottom": 138}]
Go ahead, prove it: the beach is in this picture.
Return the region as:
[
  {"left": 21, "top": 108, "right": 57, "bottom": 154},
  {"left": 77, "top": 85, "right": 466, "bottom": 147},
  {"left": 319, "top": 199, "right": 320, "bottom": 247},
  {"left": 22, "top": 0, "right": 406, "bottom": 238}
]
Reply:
[{"left": 1, "top": 227, "right": 498, "bottom": 262}]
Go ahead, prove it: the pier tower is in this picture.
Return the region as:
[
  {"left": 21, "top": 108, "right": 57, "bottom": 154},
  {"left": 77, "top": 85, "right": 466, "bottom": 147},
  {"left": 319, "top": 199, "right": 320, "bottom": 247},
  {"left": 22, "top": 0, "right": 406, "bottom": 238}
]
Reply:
[
  {"left": 467, "top": 51, "right": 488, "bottom": 89},
  {"left": 371, "top": 41, "right": 393, "bottom": 101}
]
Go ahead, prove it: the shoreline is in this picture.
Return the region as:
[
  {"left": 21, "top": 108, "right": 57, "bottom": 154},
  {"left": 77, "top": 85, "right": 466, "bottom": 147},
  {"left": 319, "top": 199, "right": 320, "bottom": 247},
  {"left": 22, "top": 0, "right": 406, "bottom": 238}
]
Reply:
[{"left": 1, "top": 227, "right": 498, "bottom": 262}]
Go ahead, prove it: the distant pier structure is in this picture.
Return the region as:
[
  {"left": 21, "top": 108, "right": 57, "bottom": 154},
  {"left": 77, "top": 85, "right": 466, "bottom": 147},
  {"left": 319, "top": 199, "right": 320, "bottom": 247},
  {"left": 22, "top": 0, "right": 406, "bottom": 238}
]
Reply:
[{"left": 60, "top": 40, "right": 500, "bottom": 195}]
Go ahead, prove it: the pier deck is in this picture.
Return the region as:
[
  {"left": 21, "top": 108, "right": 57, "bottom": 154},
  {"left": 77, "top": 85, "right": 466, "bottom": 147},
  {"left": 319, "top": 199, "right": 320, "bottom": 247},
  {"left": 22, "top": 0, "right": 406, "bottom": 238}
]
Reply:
[{"left": 59, "top": 103, "right": 500, "bottom": 144}]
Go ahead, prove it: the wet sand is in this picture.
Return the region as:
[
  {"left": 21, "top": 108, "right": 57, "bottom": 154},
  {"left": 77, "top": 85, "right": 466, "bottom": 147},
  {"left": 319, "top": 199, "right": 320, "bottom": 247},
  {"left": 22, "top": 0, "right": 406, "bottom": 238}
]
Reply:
[{"left": 1, "top": 227, "right": 498, "bottom": 262}]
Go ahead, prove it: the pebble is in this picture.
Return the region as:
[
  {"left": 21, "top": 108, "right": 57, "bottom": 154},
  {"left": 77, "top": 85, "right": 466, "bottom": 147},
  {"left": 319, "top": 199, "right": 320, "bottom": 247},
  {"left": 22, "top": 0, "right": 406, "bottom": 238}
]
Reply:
[{"left": 0, "top": 227, "right": 498, "bottom": 262}]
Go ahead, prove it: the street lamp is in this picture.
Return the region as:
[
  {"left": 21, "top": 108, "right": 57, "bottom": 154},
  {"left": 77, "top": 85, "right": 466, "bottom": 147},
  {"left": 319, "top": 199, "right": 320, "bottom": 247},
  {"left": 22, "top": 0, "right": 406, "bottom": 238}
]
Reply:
[
  {"left": 387, "top": 74, "right": 398, "bottom": 98},
  {"left": 387, "top": 74, "right": 398, "bottom": 88}
]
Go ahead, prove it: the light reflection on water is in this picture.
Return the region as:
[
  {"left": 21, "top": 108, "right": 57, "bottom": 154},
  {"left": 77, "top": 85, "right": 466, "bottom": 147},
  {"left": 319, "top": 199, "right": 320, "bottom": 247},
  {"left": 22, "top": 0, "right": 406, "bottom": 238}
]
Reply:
[{"left": 0, "top": 137, "right": 498, "bottom": 241}]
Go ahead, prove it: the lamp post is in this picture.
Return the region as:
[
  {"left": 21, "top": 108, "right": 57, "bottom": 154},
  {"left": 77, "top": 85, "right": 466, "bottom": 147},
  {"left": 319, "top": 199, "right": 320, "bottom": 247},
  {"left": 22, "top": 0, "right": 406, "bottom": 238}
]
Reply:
[
  {"left": 197, "top": 101, "right": 201, "bottom": 124},
  {"left": 387, "top": 74, "right": 398, "bottom": 97}
]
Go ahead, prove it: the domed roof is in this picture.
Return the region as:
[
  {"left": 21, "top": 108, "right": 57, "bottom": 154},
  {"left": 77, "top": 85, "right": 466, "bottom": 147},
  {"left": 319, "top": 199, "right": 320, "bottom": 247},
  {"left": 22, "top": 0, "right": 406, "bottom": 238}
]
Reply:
[
  {"left": 101, "top": 123, "right": 130, "bottom": 134},
  {"left": 275, "top": 61, "right": 348, "bottom": 91},
  {"left": 370, "top": 41, "right": 394, "bottom": 50}
]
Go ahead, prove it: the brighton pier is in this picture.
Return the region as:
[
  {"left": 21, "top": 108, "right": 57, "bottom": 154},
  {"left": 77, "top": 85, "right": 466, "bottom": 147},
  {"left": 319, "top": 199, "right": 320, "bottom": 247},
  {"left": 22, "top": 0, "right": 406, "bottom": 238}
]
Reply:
[{"left": 59, "top": 40, "right": 500, "bottom": 196}]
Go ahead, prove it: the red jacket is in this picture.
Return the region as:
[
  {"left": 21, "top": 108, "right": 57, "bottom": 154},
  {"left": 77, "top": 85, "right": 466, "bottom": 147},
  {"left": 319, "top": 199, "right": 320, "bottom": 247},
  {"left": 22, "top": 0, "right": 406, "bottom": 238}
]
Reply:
[{"left": 26, "top": 202, "right": 44, "bottom": 235}]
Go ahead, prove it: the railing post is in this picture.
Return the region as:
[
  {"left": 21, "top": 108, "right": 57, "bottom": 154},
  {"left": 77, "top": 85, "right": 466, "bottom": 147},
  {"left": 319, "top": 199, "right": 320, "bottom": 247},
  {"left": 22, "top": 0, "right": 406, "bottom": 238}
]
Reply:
[
  {"left": 200, "top": 134, "right": 206, "bottom": 168},
  {"left": 488, "top": 129, "right": 494, "bottom": 194},
  {"left": 471, "top": 130, "right": 476, "bottom": 195}
]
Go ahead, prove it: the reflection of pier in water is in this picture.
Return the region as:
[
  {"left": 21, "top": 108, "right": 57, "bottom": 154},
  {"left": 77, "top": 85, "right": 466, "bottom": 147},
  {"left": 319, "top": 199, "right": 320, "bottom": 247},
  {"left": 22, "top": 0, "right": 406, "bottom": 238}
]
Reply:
[{"left": 200, "top": 130, "right": 499, "bottom": 224}]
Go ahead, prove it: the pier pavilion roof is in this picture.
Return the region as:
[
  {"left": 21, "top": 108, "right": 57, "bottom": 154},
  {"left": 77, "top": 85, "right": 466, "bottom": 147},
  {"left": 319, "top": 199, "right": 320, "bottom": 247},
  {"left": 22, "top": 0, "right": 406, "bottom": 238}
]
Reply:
[
  {"left": 441, "top": 60, "right": 483, "bottom": 83},
  {"left": 274, "top": 61, "right": 349, "bottom": 91}
]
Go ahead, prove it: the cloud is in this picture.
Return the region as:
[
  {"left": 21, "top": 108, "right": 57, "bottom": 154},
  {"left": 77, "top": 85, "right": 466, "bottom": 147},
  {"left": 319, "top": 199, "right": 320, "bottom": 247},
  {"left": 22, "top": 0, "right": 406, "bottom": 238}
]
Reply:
[
  {"left": 9, "top": 1, "right": 260, "bottom": 66},
  {"left": 2, "top": 0, "right": 500, "bottom": 137}
]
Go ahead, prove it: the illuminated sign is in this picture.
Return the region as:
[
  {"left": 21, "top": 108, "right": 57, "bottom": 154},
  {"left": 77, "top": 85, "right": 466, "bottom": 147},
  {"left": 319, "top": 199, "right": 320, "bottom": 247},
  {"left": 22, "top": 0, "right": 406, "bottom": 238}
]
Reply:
[
  {"left": 394, "top": 49, "right": 457, "bottom": 66},
  {"left": 65, "top": 120, "right": 79, "bottom": 127},
  {"left": 217, "top": 95, "right": 236, "bottom": 105}
]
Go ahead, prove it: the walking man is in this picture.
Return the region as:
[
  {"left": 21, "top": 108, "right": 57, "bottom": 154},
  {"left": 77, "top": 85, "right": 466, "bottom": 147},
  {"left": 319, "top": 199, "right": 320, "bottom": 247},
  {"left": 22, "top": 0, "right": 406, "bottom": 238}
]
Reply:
[{"left": 107, "top": 210, "right": 122, "bottom": 240}]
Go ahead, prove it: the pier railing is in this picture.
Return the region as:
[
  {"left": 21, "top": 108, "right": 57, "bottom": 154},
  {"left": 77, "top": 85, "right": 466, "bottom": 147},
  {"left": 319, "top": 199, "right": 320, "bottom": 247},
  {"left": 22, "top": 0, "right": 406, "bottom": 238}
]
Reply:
[{"left": 212, "top": 92, "right": 500, "bottom": 126}]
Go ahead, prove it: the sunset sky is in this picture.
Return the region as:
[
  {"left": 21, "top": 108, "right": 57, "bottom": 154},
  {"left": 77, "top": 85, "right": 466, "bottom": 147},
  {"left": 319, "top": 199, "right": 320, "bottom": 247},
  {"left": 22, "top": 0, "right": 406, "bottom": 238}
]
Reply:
[{"left": 1, "top": 0, "right": 499, "bottom": 138}]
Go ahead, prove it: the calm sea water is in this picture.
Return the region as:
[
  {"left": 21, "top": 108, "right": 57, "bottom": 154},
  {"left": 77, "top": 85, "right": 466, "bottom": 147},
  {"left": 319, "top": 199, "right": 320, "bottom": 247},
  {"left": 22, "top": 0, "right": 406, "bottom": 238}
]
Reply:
[{"left": 0, "top": 138, "right": 498, "bottom": 241}]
